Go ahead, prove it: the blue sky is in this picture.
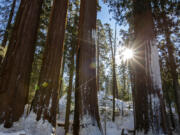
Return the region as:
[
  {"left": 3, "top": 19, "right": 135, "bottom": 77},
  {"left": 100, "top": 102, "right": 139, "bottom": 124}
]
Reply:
[
  {"left": 97, "top": 0, "right": 128, "bottom": 45},
  {"left": 97, "top": 0, "right": 117, "bottom": 31}
]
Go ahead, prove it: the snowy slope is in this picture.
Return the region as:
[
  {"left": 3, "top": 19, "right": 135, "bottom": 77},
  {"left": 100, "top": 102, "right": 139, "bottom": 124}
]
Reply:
[{"left": 0, "top": 91, "right": 134, "bottom": 135}]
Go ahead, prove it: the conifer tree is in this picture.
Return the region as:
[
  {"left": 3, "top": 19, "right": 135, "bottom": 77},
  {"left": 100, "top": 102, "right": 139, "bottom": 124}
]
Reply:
[
  {"left": 73, "top": 0, "right": 102, "bottom": 134},
  {"left": 30, "top": 0, "right": 68, "bottom": 129},
  {"left": 0, "top": 0, "right": 43, "bottom": 128}
]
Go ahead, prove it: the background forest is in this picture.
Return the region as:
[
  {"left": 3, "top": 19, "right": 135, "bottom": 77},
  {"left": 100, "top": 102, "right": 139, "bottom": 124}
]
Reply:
[{"left": 0, "top": 0, "right": 179, "bottom": 135}]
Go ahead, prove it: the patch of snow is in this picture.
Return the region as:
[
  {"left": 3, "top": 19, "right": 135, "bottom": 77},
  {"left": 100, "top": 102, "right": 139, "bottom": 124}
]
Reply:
[
  {"left": 23, "top": 112, "right": 53, "bottom": 135},
  {"left": 0, "top": 91, "right": 135, "bottom": 135},
  {"left": 0, "top": 131, "right": 26, "bottom": 135},
  {"left": 80, "top": 115, "right": 102, "bottom": 135},
  {"left": 56, "top": 127, "right": 65, "bottom": 135},
  {"left": 0, "top": 111, "right": 54, "bottom": 135}
]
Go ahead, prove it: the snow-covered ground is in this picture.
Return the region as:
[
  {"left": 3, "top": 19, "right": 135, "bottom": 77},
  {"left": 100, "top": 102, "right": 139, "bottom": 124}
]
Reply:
[{"left": 0, "top": 91, "right": 134, "bottom": 135}]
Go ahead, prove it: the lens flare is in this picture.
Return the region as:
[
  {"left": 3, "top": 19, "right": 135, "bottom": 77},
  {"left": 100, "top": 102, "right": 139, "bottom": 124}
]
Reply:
[{"left": 122, "top": 48, "right": 134, "bottom": 61}]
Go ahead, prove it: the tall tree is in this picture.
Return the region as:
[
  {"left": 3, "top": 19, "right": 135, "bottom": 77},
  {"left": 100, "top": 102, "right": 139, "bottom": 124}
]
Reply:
[
  {"left": 96, "top": 20, "right": 110, "bottom": 92},
  {"left": 159, "top": 0, "right": 180, "bottom": 123},
  {"left": 65, "top": 1, "right": 79, "bottom": 133},
  {"left": 105, "top": 23, "right": 118, "bottom": 121},
  {"left": 73, "top": 0, "right": 102, "bottom": 134},
  {"left": 132, "top": 0, "right": 168, "bottom": 133},
  {"left": 30, "top": 0, "right": 68, "bottom": 129},
  {"left": 29, "top": 0, "right": 52, "bottom": 103},
  {"left": 0, "top": 0, "right": 17, "bottom": 63},
  {"left": 0, "top": 0, "right": 43, "bottom": 128}
]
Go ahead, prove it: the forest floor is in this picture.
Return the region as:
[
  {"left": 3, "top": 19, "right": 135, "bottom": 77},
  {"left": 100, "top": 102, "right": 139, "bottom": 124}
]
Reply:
[
  {"left": 57, "top": 90, "right": 134, "bottom": 135},
  {"left": 0, "top": 91, "right": 134, "bottom": 135},
  {"left": 0, "top": 91, "right": 179, "bottom": 135}
]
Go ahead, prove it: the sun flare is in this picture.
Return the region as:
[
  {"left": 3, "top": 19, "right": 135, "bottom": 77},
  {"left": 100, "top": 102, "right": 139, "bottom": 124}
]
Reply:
[{"left": 122, "top": 48, "right": 134, "bottom": 61}]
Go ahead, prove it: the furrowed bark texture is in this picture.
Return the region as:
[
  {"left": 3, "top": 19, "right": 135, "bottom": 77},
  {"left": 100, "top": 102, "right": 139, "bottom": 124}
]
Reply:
[
  {"left": 132, "top": 0, "right": 168, "bottom": 134},
  {"left": 31, "top": 0, "right": 68, "bottom": 127},
  {"left": 0, "top": 0, "right": 43, "bottom": 128},
  {"left": 73, "top": 0, "right": 102, "bottom": 134}
]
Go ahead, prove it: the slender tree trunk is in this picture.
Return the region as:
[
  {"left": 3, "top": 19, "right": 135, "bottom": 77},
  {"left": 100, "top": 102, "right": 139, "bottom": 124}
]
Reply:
[
  {"left": 112, "top": 62, "right": 116, "bottom": 121},
  {"left": 122, "top": 66, "right": 126, "bottom": 99},
  {"left": 166, "top": 86, "right": 175, "bottom": 129},
  {"left": 114, "top": 23, "right": 119, "bottom": 99},
  {"left": 30, "top": 0, "right": 68, "bottom": 128},
  {"left": 73, "top": 47, "right": 81, "bottom": 135},
  {"left": 163, "top": 15, "right": 180, "bottom": 123},
  {"left": 107, "top": 27, "right": 117, "bottom": 121},
  {"left": 0, "top": 0, "right": 17, "bottom": 63},
  {"left": 65, "top": 41, "right": 75, "bottom": 134},
  {"left": 0, "top": 0, "right": 43, "bottom": 128},
  {"left": 59, "top": 54, "right": 65, "bottom": 98},
  {"left": 132, "top": 0, "right": 168, "bottom": 134},
  {"left": 73, "top": 0, "right": 102, "bottom": 134},
  {"left": 97, "top": 27, "right": 100, "bottom": 92},
  {"left": 165, "top": 33, "right": 180, "bottom": 123}
]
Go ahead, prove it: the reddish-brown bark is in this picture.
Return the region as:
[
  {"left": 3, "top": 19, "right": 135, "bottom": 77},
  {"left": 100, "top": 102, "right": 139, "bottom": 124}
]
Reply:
[
  {"left": 30, "top": 0, "right": 68, "bottom": 127},
  {"left": 0, "top": 0, "right": 43, "bottom": 128},
  {"left": 132, "top": 0, "right": 168, "bottom": 134},
  {"left": 73, "top": 0, "right": 102, "bottom": 134}
]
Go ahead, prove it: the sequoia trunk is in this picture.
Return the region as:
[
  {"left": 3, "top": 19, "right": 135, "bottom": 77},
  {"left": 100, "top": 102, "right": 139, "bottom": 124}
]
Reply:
[
  {"left": 132, "top": 0, "right": 168, "bottom": 134},
  {"left": 30, "top": 0, "right": 68, "bottom": 128},
  {"left": 0, "top": 0, "right": 43, "bottom": 128},
  {"left": 73, "top": 0, "right": 102, "bottom": 134}
]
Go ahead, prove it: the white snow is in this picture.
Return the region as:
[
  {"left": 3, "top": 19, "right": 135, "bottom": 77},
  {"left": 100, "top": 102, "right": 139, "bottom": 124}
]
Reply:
[
  {"left": 23, "top": 112, "right": 54, "bottom": 135},
  {"left": 79, "top": 114, "right": 102, "bottom": 135},
  {"left": 98, "top": 90, "right": 134, "bottom": 135},
  {"left": 0, "top": 91, "right": 134, "bottom": 135},
  {"left": 0, "top": 111, "right": 54, "bottom": 135}
]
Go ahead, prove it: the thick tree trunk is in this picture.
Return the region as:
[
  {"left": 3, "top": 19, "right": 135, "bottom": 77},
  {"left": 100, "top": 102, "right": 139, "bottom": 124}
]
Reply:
[
  {"left": 65, "top": 41, "right": 75, "bottom": 134},
  {"left": 30, "top": 0, "right": 68, "bottom": 129},
  {"left": 132, "top": 0, "right": 168, "bottom": 134},
  {"left": 73, "top": 0, "right": 102, "bottom": 134},
  {"left": 0, "top": 0, "right": 43, "bottom": 128},
  {"left": 0, "top": 0, "right": 17, "bottom": 63}
]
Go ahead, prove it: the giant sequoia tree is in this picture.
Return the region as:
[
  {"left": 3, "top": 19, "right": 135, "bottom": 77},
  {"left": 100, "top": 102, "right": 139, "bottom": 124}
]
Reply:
[
  {"left": 30, "top": 0, "right": 68, "bottom": 129},
  {"left": 73, "top": 0, "right": 102, "bottom": 134},
  {"left": 0, "top": 0, "right": 43, "bottom": 128},
  {"left": 132, "top": 0, "right": 168, "bottom": 133}
]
